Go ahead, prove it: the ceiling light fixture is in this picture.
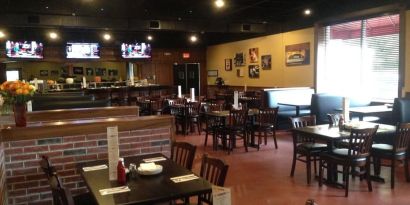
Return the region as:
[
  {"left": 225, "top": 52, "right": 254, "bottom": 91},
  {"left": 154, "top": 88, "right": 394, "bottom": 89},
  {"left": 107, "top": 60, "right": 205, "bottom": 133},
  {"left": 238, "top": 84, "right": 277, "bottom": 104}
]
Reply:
[
  {"left": 147, "top": 35, "right": 153, "bottom": 41},
  {"left": 190, "top": 35, "right": 198, "bottom": 43},
  {"left": 304, "top": 9, "right": 312, "bottom": 16},
  {"left": 214, "top": 0, "right": 225, "bottom": 8},
  {"left": 0, "top": 31, "right": 5, "bottom": 38},
  {"left": 49, "top": 32, "right": 58, "bottom": 39},
  {"left": 103, "top": 33, "right": 111, "bottom": 41}
]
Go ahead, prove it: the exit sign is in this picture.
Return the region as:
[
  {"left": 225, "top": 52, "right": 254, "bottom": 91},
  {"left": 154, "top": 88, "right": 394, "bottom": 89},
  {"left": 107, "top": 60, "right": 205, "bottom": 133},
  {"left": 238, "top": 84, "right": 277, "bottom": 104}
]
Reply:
[{"left": 182, "top": 52, "right": 190, "bottom": 59}]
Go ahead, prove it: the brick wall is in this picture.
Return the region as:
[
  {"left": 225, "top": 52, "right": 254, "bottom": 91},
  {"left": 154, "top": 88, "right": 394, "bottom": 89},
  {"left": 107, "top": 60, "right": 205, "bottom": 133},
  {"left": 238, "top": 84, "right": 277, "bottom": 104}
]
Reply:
[
  {"left": 3, "top": 127, "right": 171, "bottom": 205},
  {"left": 1, "top": 142, "right": 7, "bottom": 205}
]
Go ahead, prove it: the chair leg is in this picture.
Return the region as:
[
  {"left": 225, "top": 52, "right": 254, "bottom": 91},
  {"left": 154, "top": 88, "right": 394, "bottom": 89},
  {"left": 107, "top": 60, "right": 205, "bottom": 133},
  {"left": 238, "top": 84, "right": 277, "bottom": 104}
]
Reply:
[
  {"left": 306, "top": 154, "right": 312, "bottom": 184},
  {"left": 391, "top": 159, "right": 395, "bottom": 189},
  {"left": 290, "top": 150, "right": 297, "bottom": 177},
  {"left": 366, "top": 160, "right": 373, "bottom": 192},
  {"left": 373, "top": 157, "right": 381, "bottom": 176},
  {"left": 272, "top": 131, "right": 278, "bottom": 149},
  {"left": 319, "top": 158, "right": 323, "bottom": 187},
  {"left": 344, "top": 165, "right": 350, "bottom": 197},
  {"left": 405, "top": 155, "right": 410, "bottom": 182},
  {"left": 204, "top": 132, "right": 209, "bottom": 147},
  {"left": 243, "top": 132, "right": 248, "bottom": 152}
]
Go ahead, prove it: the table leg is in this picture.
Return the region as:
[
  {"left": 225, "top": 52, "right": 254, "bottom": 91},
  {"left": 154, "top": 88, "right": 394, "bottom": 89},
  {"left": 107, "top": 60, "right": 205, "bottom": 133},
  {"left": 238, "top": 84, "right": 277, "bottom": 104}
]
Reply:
[{"left": 296, "top": 106, "right": 300, "bottom": 116}]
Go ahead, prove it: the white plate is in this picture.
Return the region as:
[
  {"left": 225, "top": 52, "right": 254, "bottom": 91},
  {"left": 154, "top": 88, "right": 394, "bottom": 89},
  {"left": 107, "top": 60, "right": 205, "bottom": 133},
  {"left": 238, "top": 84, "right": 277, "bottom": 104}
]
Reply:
[{"left": 137, "top": 165, "right": 163, "bottom": 175}]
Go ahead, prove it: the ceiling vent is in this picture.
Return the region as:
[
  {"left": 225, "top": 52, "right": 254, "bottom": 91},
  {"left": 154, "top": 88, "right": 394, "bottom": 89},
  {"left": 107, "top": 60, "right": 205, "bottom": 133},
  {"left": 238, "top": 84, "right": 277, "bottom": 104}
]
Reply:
[
  {"left": 149, "top": 20, "right": 161, "bottom": 29},
  {"left": 242, "top": 24, "right": 251, "bottom": 32},
  {"left": 27, "top": 15, "right": 40, "bottom": 24}
]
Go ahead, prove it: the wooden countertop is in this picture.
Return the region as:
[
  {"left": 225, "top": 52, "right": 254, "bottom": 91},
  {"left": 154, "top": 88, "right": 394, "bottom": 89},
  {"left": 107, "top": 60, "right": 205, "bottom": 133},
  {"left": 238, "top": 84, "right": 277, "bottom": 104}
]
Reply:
[{"left": 1, "top": 115, "right": 175, "bottom": 142}]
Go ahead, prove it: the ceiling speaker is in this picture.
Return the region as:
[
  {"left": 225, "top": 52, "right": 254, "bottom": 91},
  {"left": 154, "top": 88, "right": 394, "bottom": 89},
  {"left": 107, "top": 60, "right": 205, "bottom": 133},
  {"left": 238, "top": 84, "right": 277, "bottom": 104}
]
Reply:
[{"left": 149, "top": 20, "right": 161, "bottom": 29}]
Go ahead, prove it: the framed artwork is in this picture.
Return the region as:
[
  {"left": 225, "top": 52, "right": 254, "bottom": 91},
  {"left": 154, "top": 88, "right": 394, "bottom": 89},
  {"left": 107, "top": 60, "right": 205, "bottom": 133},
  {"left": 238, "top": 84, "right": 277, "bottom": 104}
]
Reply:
[
  {"left": 95, "top": 68, "right": 106, "bottom": 76},
  {"left": 225, "top": 59, "right": 232, "bottom": 71},
  {"left": 50, "top": 70, "right": 59, "bottom": 76},
  {"left": 234, "top": 52, "right": 246, "bottom": 67},
  {"left": 285, "top": 42, "right": 310, "bottom": 66},
  {"left": 73, "top": 67, "right": 84, "bottom": 75},
  {"left": 248, "top": 65, "right": 260, "bottom": 78},
  {"left": 261, "top": 55, "right": 272, "bottom": 70},
  {"left": 39, "top": 70, "right": 48, "bottom": 76},
  {"left": 108, "top": 69, "right": 118, "bottom": 76},
  {"left": 86, "top": 68, "right": 94, "bottom": 76},
  {"left": 237, "top": 68, "right": 244, "bottom": 77},
  {"left": 207, "top": 70, "right": 218, "bottom": 77},
  {"left": 249, "top": 48, "right": 259, "bottom": 63}
]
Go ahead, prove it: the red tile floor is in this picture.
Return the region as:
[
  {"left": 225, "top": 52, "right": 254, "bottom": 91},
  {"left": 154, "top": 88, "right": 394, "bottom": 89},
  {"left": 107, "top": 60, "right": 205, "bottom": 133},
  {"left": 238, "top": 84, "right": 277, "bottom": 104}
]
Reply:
[{"left": 175, "top": 130, "right": 410, "bottom": 205}]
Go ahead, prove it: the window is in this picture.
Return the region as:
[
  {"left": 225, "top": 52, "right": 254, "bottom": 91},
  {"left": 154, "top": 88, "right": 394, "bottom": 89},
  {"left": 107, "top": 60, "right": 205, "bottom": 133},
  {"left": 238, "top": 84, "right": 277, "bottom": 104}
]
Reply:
[{"left": 316, "top": 14, "right": 400, "bottom": 101}]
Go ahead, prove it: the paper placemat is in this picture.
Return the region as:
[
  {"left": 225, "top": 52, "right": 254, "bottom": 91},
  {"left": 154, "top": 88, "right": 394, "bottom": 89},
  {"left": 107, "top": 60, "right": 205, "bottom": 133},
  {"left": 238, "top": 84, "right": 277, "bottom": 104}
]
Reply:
[
  {"left": 170, "top": 174, "right": 199, "bottom": 183},
  {"left": 82, "top": 164, "right": 108, "bottom": 172},
  {"left": 143, "top": 157, "right": 167, "bottom": 163},
  {"left": 99, "top": 186, "right": 130, "bottom": 196}
]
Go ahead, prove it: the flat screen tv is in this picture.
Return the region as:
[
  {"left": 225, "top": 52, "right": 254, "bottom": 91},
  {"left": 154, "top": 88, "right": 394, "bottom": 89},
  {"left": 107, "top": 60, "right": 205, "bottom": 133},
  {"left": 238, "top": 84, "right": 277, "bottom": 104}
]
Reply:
[
  {"left": 6, "top": 40, "right": 44, "bottom": 59},
  {"left": 66, "top": 42, "right": 100, "bottom": 59},
  {"left": 121, "top": 43, "right": 151, "bottom": 59}
]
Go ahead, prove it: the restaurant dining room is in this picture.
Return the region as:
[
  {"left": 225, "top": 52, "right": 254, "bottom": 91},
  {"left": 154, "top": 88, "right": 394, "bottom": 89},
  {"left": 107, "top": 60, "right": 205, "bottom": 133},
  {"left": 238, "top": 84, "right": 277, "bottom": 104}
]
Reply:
[{"left": 2, "top": 0, "right": 410, "bottom": 205}]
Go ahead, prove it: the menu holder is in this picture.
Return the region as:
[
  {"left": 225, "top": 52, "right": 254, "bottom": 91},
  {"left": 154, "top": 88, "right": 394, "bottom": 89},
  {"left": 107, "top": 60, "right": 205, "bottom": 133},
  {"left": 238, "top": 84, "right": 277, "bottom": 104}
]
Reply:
[
  {"left": 212, "top": 185, "right": 231, "bottom": 205},
  {"left": 107, "top": 126, "right": 119, "bottom": 181}
]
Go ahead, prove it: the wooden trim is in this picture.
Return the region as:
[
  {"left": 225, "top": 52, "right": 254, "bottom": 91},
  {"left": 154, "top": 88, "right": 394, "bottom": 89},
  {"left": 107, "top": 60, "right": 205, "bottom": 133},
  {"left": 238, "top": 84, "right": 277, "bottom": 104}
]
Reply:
[
  {"left": 1, "top": 115, "right": 174, "bottom": 142},
  {"left": 399, "top": 7, "right": 406, "bottom": 97},
  {"left": 26, "top": 106, "right": 140, "bottom": 122}
]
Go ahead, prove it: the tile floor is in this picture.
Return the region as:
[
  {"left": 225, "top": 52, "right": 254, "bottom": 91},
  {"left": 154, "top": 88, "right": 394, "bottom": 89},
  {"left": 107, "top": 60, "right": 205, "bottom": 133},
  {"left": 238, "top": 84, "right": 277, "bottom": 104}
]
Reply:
[{"left": 175, "top": 130, "right": 410, "bottom": 205}]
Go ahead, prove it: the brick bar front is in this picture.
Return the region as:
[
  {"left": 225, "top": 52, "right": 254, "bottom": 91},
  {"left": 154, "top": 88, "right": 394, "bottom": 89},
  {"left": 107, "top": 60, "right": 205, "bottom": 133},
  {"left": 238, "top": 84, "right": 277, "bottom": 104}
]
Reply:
[{"left": 0, "top": 115, "right": 174, "bottom": 205}]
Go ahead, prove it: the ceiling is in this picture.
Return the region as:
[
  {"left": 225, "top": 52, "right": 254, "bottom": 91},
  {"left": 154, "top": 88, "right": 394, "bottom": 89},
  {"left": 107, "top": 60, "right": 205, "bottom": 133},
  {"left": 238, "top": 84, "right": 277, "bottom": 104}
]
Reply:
[{"left": 0, "top": 0, "right": 407, "bottom": 47}]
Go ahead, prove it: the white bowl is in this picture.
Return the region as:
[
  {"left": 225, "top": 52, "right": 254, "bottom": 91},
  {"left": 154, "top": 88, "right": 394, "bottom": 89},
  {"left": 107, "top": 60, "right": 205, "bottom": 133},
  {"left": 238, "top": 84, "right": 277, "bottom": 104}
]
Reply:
[
  {"left": 65, "top": 78, "right": 74, "bottom": 84},
  {"left": 137, "top": 165, "right": 163, "bottom": 175}
]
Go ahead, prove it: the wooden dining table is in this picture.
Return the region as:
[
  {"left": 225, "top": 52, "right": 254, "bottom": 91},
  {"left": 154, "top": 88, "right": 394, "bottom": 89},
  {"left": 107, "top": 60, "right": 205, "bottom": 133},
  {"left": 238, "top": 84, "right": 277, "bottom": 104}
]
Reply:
[
  {"left": 80, "top": 153, "right": 212, "bottom": 205},
  {"left": 292, "top": 122, "right": 396, "bottom": 184}
]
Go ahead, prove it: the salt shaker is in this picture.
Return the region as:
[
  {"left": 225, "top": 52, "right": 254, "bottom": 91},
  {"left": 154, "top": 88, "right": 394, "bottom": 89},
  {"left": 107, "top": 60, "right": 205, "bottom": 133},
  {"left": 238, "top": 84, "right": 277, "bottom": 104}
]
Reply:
[{"left": 129, "top": 163, "right": 138, "bottom": 179}]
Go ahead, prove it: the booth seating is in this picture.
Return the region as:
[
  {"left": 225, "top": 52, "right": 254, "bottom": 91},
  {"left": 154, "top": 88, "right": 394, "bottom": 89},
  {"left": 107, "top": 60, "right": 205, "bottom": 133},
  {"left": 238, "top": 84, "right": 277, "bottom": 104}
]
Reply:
[
  {"left": 310, "top": 93, "right": 379, "bottom": 125},
  {"left": 32, "top": 93, "right": 111, "bottom": 111},
  {"left": 262, "top": 87, "right": 314, "bottom": 128},
  {"left": 392, "top": 98, "right": 410, "bottom": 123}
]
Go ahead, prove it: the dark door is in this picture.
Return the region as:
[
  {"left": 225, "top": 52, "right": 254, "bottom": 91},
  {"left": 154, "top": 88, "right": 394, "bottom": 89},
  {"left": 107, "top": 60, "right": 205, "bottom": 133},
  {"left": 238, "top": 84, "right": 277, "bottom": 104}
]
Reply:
[
  {"left": 173, "top": 64, "right": 187, "bottom": 94},
  {"left": 186, "top": 63, "right": 200, "bottom": 96}
]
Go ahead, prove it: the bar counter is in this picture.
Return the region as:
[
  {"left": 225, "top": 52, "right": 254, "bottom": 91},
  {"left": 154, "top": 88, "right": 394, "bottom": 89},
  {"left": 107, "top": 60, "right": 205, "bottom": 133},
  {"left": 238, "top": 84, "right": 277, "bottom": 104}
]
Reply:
[{"left": 0, "top": 114, "right": 174, "bottom": 205}]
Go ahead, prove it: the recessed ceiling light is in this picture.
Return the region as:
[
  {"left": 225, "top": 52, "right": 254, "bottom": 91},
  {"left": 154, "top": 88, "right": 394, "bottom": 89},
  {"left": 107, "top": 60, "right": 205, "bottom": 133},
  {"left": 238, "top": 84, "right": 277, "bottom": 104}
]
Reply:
[
  {"left": 45, "top": 6, "right": 49, "bottom": 9},
  {"left": 0, "top": 31, "right": 5, "bottom": 38},
  {"left": 214, "top": 0, "right": 225, "bottom": 8},
  {"left": 190, "top": 35, "right": 198, "bottom": 43},
  {"left": 49, "top": 32, "right": 58, "bottom": 39},
  {"left": 103, "top": 33, "right": 111, "bottom": 41},
  {"left": 147, "top": 35, "right": 153, "bottom": 41},
  {"left": 100, "top": 8, "right": 104, "bottom": 11},
  {"left": 72, "top": 13, "right": 76, "bottom": 16},
  {"left": 304, "top": 9, "right": 312, "bottom": 16}
]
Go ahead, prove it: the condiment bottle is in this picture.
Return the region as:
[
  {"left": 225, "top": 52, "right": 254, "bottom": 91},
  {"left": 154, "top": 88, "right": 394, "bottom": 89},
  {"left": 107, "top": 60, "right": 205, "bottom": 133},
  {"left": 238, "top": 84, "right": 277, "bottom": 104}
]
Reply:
[
  {"left": 338, "top": 115, "right": 345, "bottom": 131},
  {"left": 117, "top": 158, "right": 126, "bottom": 185}
]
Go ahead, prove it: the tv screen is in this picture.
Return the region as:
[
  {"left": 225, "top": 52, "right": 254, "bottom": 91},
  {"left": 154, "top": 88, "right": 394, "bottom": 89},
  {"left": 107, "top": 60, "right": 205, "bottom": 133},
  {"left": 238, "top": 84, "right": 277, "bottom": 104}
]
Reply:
[
  {"left": 121, "top": 43, "right": 151, "bottom": 59},
  {"left": 66, "top": 42, "right": 100, "bottom": 59},
  {"left": 6, "top": 40, "right": 44, "bottom": 59}
]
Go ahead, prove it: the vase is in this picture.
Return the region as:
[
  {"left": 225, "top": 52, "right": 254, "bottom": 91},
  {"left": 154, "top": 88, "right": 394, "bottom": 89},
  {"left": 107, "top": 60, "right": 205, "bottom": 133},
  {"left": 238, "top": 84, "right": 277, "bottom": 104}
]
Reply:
[{"left": 13, "top": 103, "right": 27, "bottom": 127}]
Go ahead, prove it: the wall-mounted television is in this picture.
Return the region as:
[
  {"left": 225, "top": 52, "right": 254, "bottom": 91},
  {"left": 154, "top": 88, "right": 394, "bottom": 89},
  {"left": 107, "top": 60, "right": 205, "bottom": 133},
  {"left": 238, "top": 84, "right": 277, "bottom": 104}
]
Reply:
[
  {"left": 66, "top": 42, "right": 100, "bottom": 59},
  {"left": 121, "top": 43, "right": 151, "bottom": 59},
  {"left": 6, "top": 40, "right": 44, "bottom": 59}
]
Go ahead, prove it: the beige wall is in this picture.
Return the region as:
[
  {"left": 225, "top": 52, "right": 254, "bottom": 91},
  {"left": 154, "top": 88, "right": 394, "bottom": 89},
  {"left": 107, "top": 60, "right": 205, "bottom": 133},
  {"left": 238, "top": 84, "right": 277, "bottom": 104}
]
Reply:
[
  {"left": 5, "top": 61, "right": 127, "bottom": 81},
  {"left": 206, "top": 28, "right": 314, "bottom": 88}
]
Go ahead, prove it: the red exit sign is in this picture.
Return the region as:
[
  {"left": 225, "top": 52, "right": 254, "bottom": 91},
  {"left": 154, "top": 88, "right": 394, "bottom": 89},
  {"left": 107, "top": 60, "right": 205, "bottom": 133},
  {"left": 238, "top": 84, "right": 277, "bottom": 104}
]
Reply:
[{"left": 182, "top": 52, "right": 190, "bottom": 59}]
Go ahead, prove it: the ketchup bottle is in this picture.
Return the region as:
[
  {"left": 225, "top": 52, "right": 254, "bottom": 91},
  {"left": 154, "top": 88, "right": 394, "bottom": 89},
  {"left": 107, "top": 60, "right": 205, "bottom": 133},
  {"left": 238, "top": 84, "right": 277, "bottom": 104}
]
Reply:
[{"left": 117, "top": 158, "right": 126, "bottom": 185}]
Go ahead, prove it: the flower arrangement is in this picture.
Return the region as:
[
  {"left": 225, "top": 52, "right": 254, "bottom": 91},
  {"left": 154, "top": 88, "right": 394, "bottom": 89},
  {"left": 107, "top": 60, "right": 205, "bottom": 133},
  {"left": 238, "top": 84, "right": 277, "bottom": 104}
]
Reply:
[{"left": 0, "top": 81, "right": 36, "bottom": 105}]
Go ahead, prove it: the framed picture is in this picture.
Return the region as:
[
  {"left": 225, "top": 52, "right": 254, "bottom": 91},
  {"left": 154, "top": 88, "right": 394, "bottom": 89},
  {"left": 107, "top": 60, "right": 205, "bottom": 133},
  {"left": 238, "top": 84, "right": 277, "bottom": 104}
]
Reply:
[
  {"left": 234, "top": 52, "right": 246, "bottom": 67},
  {"left": 285, "top": 42, "right": 310, "bottom": 66},
  {"left": 95, "top": 68, "right": 106, "bottom": 76},
  {"left": 73, "top": 67, "right": 84, "bottom": 75},
  {"left": 225, "top": 59, "right": 232, "bottom": 71},
  {"left": 86, "top": 68, "right": 94, "bottom": 76},
  {"left": 248, "top": 65, "right": 260, "bottom": 78},
  {"left": 50, "top": 70, "right": 59, "bottom": 76},
  {"left": 249, "top": 48, "right": 259, "bottom": 63},
  {"left": 39, "top": 70, "right": 48, "bottom": 76},
  {"left": 207, "top": 70, "right": 218, "bottom": 77},
  {"left": 261, "top": 55, "right": 272, "bottom": 70},
  {"left": 108, "top": 69, "right": 118, "bottom": 76},
  {"left": 237, "top": 68, "right": 244, "bottom": 77}
]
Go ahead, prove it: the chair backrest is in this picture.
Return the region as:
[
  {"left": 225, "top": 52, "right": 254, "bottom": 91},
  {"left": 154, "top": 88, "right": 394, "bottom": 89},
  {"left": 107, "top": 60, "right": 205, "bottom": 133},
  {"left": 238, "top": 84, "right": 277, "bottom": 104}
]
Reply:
[
  {"left": 39, "top": 155, "right": 57, "bottom": 178},
  {"left": 258, "top": 107, "right": 279, "bottom": 126},
  {"left": 394, "top": 123, "right": 410, "bottom": 153},
  {"left": 186, "top": 101, "right": 200, "bottom": 116},
  {"left": 228, "top": 109, "right": 248, "bottom": 127},
  {"left": 199, "top": 154, "right": 229, "bottom": 204},
  {"left": 170, "top": 141, "right": 197, "bottom": 170},
  {"left": 49, "top": 175, "right": 75, "bottom": 205},
  {"left": 290, "top": 115, "right": 317, "bottom": 145},
  {"left": 327, "top": 113, "right": 344, "bottom": 127},
  {"left": 347, "top": 126, "right": 379, "bottom": 158}
]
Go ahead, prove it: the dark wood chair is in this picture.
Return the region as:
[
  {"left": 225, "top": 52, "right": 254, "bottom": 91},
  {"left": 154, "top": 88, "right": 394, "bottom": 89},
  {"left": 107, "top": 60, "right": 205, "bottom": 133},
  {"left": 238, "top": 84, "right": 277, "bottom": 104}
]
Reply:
[
  {"left": 252, "top": 107, "right": 279, "bottom": 150},
  {"left": 110, "top": 87, "right": 128, "bottom": 106},
  {"left": 48, "top": 174, "right": 96, "bottom": 205},
  {"left": 198, "top": 154, "right": 229, "bottom": 205},
  {"left": 39, "top": 155, "right": 57, "bottom": 178},
  {"left": 290, "top": 115, "right": 327, "bottom": 184},
  {"left": 201, "top": 103, "right": 224, "bottom": 148},
  {"left": 136, "top": 97, "right": 152, "bottom": 116},
  {"left": 217, "top": 109, "right": 249, "bottom": 154},
  {"left": 186, "top": 101, "right": 201, "bottom": 135},
  {"left": 319, "top": 126, "right": 379, "bottom": 197},
  {"left": 170, "top": 141, "right": 197, "bottom": 170},
  {"left": 372, "top": 122, "right": 410, "bottom": 189}
]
